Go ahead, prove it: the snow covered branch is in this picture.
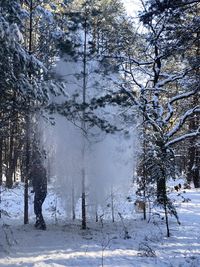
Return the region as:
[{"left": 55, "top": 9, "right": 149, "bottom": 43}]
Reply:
[
  {"left": 166, "top": 127, "right": 200, "bottom": 147},
  {"left": 167, "top": 106, "right": 200, "bottom": 138},
  {"left": 120, "top": 85, "right": 162, "bottom": 133},
  {"left": 104, "top": 55, "right": 154, "bottom": 66},
  {"left": 164, "top": 89, "right": 199, "bottom": 123},
  {"left": 156, "top": 72, "right": 189, "bottom": 89}
]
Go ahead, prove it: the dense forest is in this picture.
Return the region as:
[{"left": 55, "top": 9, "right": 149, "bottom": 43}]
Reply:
[{"left": 0, "top": 0, "right": 200, "bottom": 266}]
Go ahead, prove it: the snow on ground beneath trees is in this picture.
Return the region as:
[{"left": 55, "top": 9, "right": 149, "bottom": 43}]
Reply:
[{"left": 1, "top": 182, "right": 200, "bottom": 267}]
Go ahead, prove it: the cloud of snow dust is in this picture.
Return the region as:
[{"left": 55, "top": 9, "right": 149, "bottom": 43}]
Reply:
[{"left": 41, "top": 57, "right": 140, "bottom": 221}]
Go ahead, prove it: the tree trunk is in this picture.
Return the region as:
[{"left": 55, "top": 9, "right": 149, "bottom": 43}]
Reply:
[
  {"left": 24, "top": 113, "right": 30, "bottom": 224},
  {"left": 157, "top": 176, "right": 166, "bottom": 203},
  {"left": 72, "top": 182, "right": 76, "bottom": 220},
  {"left": 24, "top": 0, "right": 33, "bottom": 225},
  {"left": 111, "top": 187, "right": 115, "bottom": 223},
  {"left": 161, "top": 166, "right": 170, "bottom": 237},
  {"left": 187, "top": 113, "right": 200, "bottom": 188},
  {"left": 187, "top": 19, "right": 200, "bottom": 187},
  {"left": 6, "top": 122, "right": 14, "bottom": 188},
  {"left": 0, "top": 136, "right": 3, "bottom": 185},
  {"left": 81, "top": 12, "right": 87, "bottom": 230},
  {"left": 0, "top": 135, "right": 2, "bottom": 218}
]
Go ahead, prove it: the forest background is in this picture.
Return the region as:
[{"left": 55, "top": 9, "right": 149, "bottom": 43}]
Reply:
[{"left": 0, "top": 0, "right": 199, "bottom": 238}]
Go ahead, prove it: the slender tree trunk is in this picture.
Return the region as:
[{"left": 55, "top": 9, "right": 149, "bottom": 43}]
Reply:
[
  {"left": 187, "top": 20, "right": 200, "bottom": 187},
  {"left": 143, "top": 183, "right": 147, "bottom": 220},
  {"left": 142, "top": 118, "right": 147, "bottom": 220},
  {"left": 81, "top": 14, "right": 87, "bottom": 230},
  {"left": 95, "top": 203, "right": 98, "bottom": 222},
  {"left": 6, "top": 122, "right": 16, "bottom": 188},
  {"left": 24, "top": 0, "right": 33, "bottom": 224},
  {"left": 163, "top": 189, "right": 170, "bottom": 237},
  {"left": 5, "top": 120, "right": 14, "bottom": 188},
  {"left": 81, "top": 166, "right": 86, "bottom": 229},
  {"left": 13, "top": 144, "right": 20, "bottom": 183},
  {"left": 111, "top": 187, "right": 115, "bottom": 223},
  {"left": 4, "top": 137, "right": 9, "bottom": 177},
  {"left": 0, "top": 136, "right": 3, "bottom": 185},
  {"left": 24, "top": 113, "right": 30, "bottom": 224},
  {"left": 6, "top": 137, "right": 14, "bottom": 188},
  {"left": 0, "top": 135, "right": 2, "bottom": 219},
  {"left": 160, "top": 156, "right": 170, "bottom": 237},
  {"left": 187, "top": 105, "right": 200, "bottom": 188},
  {"left": 72, "top": 181, "right": 76, "bottom": 220},
  {"left": 157, "top": 177, "right": 166, "bottom": 202}
]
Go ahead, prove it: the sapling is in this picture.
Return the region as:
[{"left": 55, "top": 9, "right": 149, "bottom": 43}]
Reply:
[
  {"left": 2, "top": 224, "right": 17, "bottom": 247},
  {"left": 71, "top": 183, "right": 76, "bottom": 220},
  {"left": 118, "top": 212, "right": 131, "bottom": 239},
  {"left": 111, "top": 187, "right": 115, "bottom": 223},
  {"left": 138, "top": 242, "right": 156, "bottom": 257},
  {"left": 99, "top": 213, "right": 114, "bottom": 267}
]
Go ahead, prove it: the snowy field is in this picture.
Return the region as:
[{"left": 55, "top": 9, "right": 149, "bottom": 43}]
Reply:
[{"left": 1, "top": 183, "right": 200, "bottom": 267}]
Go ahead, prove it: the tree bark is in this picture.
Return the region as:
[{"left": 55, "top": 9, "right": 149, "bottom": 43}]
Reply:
[{"left": 0, "top": 137, "right": 3, "bottom": 185}]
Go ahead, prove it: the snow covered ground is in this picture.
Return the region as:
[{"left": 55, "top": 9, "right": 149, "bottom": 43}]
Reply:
[{"left": 1, "top": 183, "right": 200, "bottom": 267}]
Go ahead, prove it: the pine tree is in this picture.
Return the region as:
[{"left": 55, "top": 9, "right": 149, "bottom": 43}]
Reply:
[{"left": 44, "top": 0, "right": 137, "bottom": 227}]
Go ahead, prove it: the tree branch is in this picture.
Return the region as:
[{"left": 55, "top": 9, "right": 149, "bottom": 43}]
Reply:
[
  {"left": 164, "top": 89, "right": 199, "bottom": 123},
  {"left": 166, "top": 128, "right": 200, "bottom": 147},
  {"left": 167, "top": 106, "right": 200, "bottom": 138}
]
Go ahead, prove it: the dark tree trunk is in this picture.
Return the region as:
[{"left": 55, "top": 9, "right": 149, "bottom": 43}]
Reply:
[
  {"left": 0, "top": 137, "right": 3, "bottom": 185},
  {"left": 157, "top": 176, "right": 166, "bottom": 202},
  {"left": 192, "top": 148, "right": 200, "bottom": 188},
  {"left": 24, "top": 0, "right": 33, "bottom": 225},
  {"left": 81, "top": 11, "right": 87, "bottom": 230},
  {"left": 187, "top": 24, "right": 200, "bottom": 188},
  {"left": 6, "top": 130, "right": 14, "bottom": 188},
  {"left": 187, "top": 113, "right": 200, "bottom": 188},
  {"left": 24, "top": 113, "right": 30, "bottom": 225}
]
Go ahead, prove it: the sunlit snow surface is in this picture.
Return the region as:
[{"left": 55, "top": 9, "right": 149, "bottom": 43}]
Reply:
[{"left": 1, "top": 183, "right": 200, "bottom": 266}]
